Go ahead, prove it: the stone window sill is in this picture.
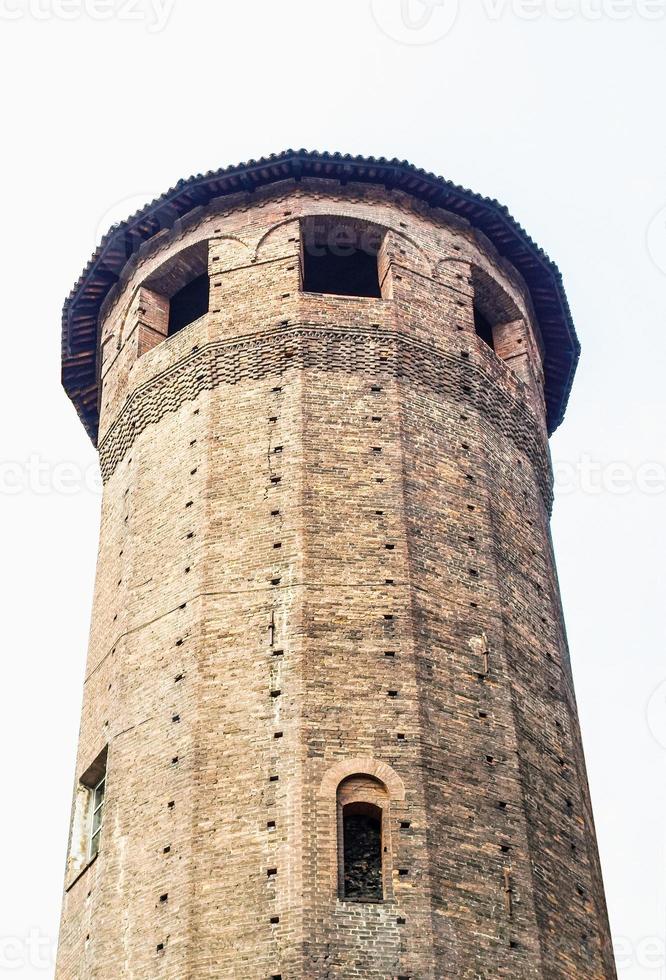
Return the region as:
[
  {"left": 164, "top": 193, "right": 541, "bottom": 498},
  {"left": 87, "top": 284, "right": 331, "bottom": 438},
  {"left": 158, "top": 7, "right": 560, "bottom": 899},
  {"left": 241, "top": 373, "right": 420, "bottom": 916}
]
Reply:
[{"left": 65, "top": 852, "right": 98, "bottom": 893}]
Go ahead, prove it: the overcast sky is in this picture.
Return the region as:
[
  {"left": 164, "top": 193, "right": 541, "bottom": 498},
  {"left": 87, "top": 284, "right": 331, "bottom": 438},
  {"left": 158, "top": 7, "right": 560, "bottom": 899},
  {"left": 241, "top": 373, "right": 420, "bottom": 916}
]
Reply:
[{"left": 0, "top": 1, "right": 664, "bottom": 976}]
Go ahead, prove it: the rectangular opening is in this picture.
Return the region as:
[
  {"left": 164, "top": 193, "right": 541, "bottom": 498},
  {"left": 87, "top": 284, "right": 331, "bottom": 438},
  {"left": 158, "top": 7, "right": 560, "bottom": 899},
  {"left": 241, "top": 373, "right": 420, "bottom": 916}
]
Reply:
[
  {"left": 168, "top": 273, "right": 210, "bottom": 335},
  {"left": 342, "top": 801, "right": 384, "bottom": 901},
  {"left": 474, "top": 305, "right": 495, "bottom": 351},
  {"left": 301, "top": 218, "right": 383, "bottom": 298}
]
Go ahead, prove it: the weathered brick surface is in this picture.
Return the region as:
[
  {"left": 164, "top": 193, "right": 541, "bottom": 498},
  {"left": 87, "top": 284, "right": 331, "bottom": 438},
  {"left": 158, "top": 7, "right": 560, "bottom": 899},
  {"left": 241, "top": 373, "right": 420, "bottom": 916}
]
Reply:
[{"left": 57, "top": 182, "right": 616, "bottom": 979}]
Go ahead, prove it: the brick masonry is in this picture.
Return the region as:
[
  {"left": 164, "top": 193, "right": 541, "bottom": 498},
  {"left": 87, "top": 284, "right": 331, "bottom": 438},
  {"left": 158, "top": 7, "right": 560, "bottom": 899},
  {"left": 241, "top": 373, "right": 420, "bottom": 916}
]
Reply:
[{"left": 56, "top": 180, "right": 617, "bottom": 979}]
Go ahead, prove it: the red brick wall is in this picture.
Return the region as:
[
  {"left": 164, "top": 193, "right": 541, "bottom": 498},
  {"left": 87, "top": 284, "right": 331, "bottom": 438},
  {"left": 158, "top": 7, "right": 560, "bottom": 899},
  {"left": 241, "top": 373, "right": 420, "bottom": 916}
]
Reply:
[{"left": 56, "top": 182, "right": 615, "bottom": 979}]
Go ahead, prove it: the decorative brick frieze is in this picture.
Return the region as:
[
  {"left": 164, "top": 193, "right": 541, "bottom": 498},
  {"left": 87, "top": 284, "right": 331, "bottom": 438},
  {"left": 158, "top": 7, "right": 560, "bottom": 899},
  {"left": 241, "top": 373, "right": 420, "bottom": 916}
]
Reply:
[{"left": 98, "top": 323, "right": 553, "bottom": 509}]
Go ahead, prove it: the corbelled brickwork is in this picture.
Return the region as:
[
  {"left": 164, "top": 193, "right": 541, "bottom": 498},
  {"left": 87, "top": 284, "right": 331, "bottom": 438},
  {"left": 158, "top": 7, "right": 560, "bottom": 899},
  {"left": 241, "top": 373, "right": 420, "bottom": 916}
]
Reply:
[{"left": 57, "top": 172, "right": 616, "bottom": 979}]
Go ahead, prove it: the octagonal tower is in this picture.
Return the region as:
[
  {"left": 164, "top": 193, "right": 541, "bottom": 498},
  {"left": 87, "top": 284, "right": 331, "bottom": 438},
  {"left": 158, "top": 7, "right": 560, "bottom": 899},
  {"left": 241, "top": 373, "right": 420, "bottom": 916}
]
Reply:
[{"left": 57, "top": 151, "right": 616, "bottom": 979}]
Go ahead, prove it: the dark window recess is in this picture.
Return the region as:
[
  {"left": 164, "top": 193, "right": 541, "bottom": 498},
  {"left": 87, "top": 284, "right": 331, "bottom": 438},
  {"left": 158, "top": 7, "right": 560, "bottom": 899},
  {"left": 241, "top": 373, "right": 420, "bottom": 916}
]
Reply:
[
  {"left": 473, "top": 306, "right": 495, "bottom": 351},
  {"left": 342, "top": 803, "right": 383, "bottom": 901},
  {"left": 168, "top": 275, "right": 210, "bottom": 336},
  {"left": 303, "top": 248, "right": 381, "bottom": 298},
  {"left": 302, "top": 224, "right": 382, "bottom": 298}
]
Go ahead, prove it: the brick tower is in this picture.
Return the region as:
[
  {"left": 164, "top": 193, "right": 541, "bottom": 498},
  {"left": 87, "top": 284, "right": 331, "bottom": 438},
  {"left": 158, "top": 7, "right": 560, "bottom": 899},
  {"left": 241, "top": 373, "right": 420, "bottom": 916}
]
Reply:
[{"left": 57, "top": 151, "right": 616, "bottom": 979}]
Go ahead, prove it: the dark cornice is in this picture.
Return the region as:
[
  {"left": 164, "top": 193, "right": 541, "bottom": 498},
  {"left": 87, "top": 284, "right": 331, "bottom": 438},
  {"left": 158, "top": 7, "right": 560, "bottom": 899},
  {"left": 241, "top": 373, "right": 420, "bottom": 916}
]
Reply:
[{"left": 62, "top": 149, "right": 580, "bottom": 443}]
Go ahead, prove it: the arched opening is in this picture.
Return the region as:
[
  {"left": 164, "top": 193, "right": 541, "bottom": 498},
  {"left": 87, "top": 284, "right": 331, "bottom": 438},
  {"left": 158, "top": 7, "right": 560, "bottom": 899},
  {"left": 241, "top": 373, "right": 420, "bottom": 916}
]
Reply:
[
  {"left": 142, "top": 240, "right": 210, "bottom": 339},
  {"left": 471, "top": 265, "right": 523, "bottom": 356},
  {"left": 342, "top": 801, "right": 383, "bottom": 901},
  {"left": 336, "top": 773, "right": 390, "bottom": 902}
]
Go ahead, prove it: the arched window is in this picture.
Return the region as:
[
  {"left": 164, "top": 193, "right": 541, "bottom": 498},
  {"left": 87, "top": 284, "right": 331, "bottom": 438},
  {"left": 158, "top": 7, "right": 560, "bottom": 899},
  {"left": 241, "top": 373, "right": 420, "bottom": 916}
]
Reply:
[{"left": 336, "top": 774, "right": 390, "bottom": 902}]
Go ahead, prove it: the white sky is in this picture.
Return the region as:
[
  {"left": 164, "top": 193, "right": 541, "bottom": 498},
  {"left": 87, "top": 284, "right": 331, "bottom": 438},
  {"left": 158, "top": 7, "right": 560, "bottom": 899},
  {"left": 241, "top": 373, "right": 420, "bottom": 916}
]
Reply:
[{"left": 0, "top": 1, "right": 664, "bottom": 976}]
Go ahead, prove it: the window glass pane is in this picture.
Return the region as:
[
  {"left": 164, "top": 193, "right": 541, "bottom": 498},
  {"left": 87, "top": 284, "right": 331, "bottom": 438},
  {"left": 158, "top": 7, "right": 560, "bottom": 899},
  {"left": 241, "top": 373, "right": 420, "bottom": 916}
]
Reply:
[
  {"left": 90, "top": 775, "right": 105, "bottom": 858},
  {"left": 93, "top": 779, "right": 105, "bottom": 811},
  {"left": 92, "top": 806, "right": 103, "bottom": 836}
]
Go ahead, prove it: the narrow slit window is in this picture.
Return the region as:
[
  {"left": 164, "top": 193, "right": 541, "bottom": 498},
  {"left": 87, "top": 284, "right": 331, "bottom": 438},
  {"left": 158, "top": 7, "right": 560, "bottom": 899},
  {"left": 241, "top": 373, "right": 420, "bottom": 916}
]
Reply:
[{"left": 342, "top": 802, "right": 383, "bottom": 901}]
